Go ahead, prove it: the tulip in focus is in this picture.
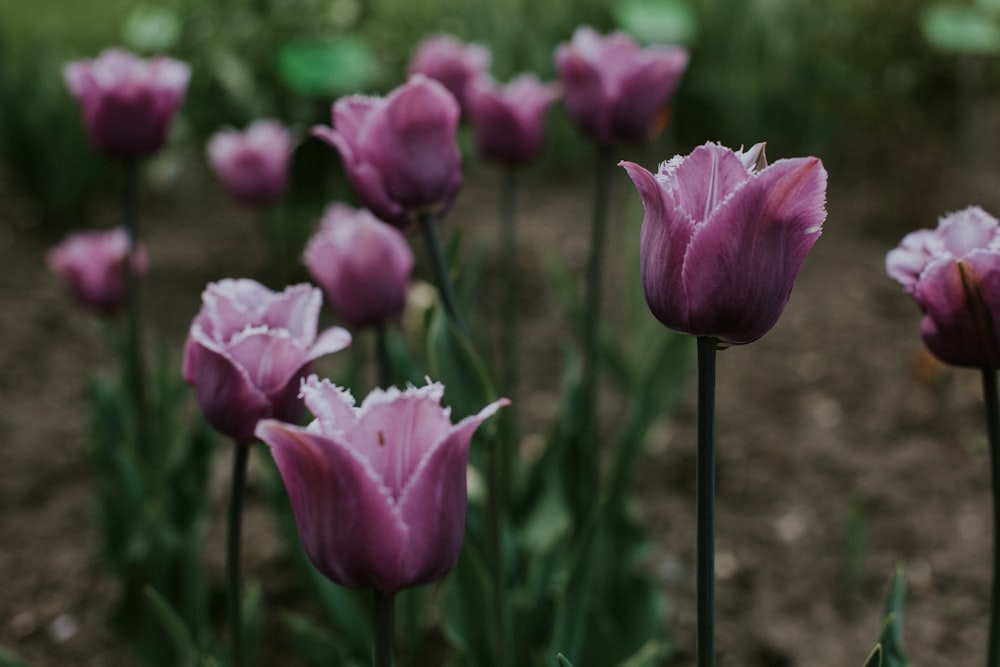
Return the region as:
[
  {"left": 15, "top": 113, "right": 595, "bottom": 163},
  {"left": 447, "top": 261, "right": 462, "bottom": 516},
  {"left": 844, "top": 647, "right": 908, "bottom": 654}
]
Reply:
[
  {"left": 408, "top": 34, "right": 491, "bottom": 114},
  {"left": 64, "top": 48, "right": 190, "bottom": 159},
  {"left": 183, "top": 280, "right": 351, "bottom": 444},
  {"left": 46, "top": 227, "right": 148, "bottom": 317},
  {"left": 887, "top": 206, "right": 1000, "bottom": 368},
  {"left": 207, "top": 120, "right": 295, "bottom": 207},
  {"left": 466, "top": 74, "right": 561, "bottom": 165},
  {"left": 620, "top": 142, "right": 827, "bottom": 345},
  {"left": 255, "top": 375, "right": 508, "bottom": 595},
  {"left": 312, "top": 75, "right": 463, "bottom": 227},
  {"left": 303, "top": 203, "right": 414, "bottom": 328},
  {"left": 554, "top": 26, "right": 688, "bottom": 146}
]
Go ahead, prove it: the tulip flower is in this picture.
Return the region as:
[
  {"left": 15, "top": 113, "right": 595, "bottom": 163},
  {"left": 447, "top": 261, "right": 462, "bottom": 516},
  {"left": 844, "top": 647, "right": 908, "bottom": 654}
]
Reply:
[
  {"left": 312, "top": 75, "right": 463, "bottom": 227},
  {"left": 255, "top": 375, "right": 508, "bottom": 596},
  {"left": 182, "top": 279, "right": 351, "bottom": 445},
  {"left": 887, "top": 206, "right": 1000, "bottom": 368},
  {"left": 207, "top": 120, "right": 295, "bottom": 207},
  {"left": 620, "top": 142, "right": 828, "bottom": 345},
  {"left": 63, "top": 48, "right": 190, "bottom": 159},
  {"left": 465, "top": 74, "right": 561, "bottom": 165},
  {"left": 303, "top": 203, "right": 414, "bottom": 329},
  {"left": 408, "top": 34, "right": 491, "bottom": 114},
  {"left": 46, "top": 227, "right": 148, "bottom": 317},
  {"left": 554, "top": 26, "right": 688, "bottom": 146}
]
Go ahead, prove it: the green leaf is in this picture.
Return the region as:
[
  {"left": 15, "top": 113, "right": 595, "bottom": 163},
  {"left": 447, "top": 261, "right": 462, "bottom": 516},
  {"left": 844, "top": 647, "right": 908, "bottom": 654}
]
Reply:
[
  {"left": 0, "top": 646, "right": 32, "bottom": 667},
  {"left": 442, "top": 541, "right": 496, "bottom": 666},
  {"left": 863, "top": 645, "right": 883, "bottom": 667},
  {"left": 557, "top": 654, "right": 575, "bottom": 667},
  {"left": 121, "top": 5, "right": 182, "bottom": 52},
  {"left": 142, "top": 587, "right": 200, "bottom": 666},
  {"left": 276, "top": 37, "right": 380, "bottom": 97},
  {"left": 615, "top": 0, "right": 697, "bottom": 45},
  {"left": 617, "top": 640, "right": 667, "bottom": 667},
  {"left": 426, "top": 304, "right": 497, "bottom": 421},
  {"left": 879, "top": 566, "right": 909, "bottom": 667},
  {"left": 921, "top": 5, "right": 1000, "bottom": 55}
]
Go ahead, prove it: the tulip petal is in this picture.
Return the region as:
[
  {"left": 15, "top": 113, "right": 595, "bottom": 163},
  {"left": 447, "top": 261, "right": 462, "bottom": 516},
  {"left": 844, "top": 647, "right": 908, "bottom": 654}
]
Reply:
[
  {"left": 886, "top": 229, "right": 939, "bottom": 292},
  {"left": 300, "top": 375, "right": 357, "bottom": 434},
  {"left": 669, "top": 143, "right": 752, "bottom": 223},
  {"left": 937, "top": 206, "right": 1000, "bottom": 257},
  {"left": 225, "top": 328, "right": 309, "bottom": 395},
  {"left": 260, "top": 284, "right": 322, "bottom": 343}
]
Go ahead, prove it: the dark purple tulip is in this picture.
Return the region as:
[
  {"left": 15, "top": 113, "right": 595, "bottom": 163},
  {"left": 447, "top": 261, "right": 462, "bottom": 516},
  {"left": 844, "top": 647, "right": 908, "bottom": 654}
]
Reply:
[
  {"left": 256, "top": 376, "right": 508, "bottom": 596},
  {"left": 554, "top": 26, "right": 688, "bottom": 146},
  {"left": 312, "top": 75, "right": 463, "bottom": 227},
  {"left": 182, "top": 280, "right": 351, "bottom": 444},
  {"left": 46, "top": 227, "right": 148, "bottom": 317},
  {"left": 63, "top": 48, "right": 190, "bottom": 159},
  {"left": 621, "top": 142, "right": 827, "bottom": 345},
  {"left": 465, "top": 74, "right": 561, "bottom": 165},
  {"left": 207, "top": 120, "right": 295, "bottom": 207},
  {"left": 408, "top": 34, "right": 491, "bottom": 114},
  {"left": 887, "top": 206, "right": 1000, "bottom": 368},
  {"left": 303, "top": 203, "right": 415, "bottom": 328}
]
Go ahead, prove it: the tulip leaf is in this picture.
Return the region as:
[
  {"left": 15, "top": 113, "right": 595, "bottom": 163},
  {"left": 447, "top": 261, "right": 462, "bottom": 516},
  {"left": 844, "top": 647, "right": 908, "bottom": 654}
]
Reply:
[
  {"left": 442, "top": 541, "right": 496, "bottom": 667},
  {"left": 878, "top": 567, "right": 909, "bottom": 667},
  {"left": 863, "top": 646, "right": 883, "bottom": 667},
  {"left": 121, "top": 5, "right": 182, "bottom": 53},
  {"left": 921, "top": 5, "right": 1000, "bottom": 55},
  {"left": 142, "top": 587, "right": 201, "bottom": 666},
  {"left": 615, "top": 0, "right": 697, "bottom": 46},
  {"left": 0, "top": 646, "right": 32, "bottom": 667},
  {"left": 277, "top": 37, "right": 380, "bottom": 97},
  {"left": 616, "top": 639, "right": 668, "bottom": 667},
  {"left": 426, "top": 304, "right": 497, "bottom": 421},
  {"left": 557, "top": 654, "right": 575, "bottom": 667}
]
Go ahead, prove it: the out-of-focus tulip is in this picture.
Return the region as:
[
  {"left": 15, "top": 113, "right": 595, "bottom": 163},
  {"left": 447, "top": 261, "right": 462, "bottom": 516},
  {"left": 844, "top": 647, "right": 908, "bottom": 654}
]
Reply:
[
  {"left": 465, "top": 74, "right": 560, "bottom": 165},
  {"left": 207, "top": 120, "right": 295, "bottom": 207},
  {"left": 408, "top": 34, "right": 491, "bottom": 114},
  {"left": 303, "top": 203, "right": 414, "bottom": 328},
  {"left": 182, "top": 280, "right": 351, "bottom": 444},
  {"left": 620, "top": 142, "right": 827, "bottom": 345},
  {"left": 887, "top": 206, "right": 1000, "bottom": 368},
  {"left": 554, "top": 26, "right": 688, "bottom": 146},
  {"left": 64, "top": 48, "right": 190, "bottom": 159},
  {"left": 312, "top": 75, "right": 463, "bottom": 227},
  {"left": 46, "top": 227, "right": 148, "bottom": 317},
  {"left": 255, "top": 375, "right": 508, "bottom": 595}
]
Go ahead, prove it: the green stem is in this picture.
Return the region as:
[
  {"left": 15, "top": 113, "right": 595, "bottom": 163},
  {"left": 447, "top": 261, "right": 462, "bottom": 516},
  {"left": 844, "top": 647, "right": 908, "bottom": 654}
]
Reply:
[
  {"left": 375, "top": 323, "right": 392, "bottom": 389},
  {"left": 696, "top": 336, "right": 717, "bottom": 667},
  {"left": 499, "top": 166, "right": 520, "bottom": 445},
  {"left": 419, "top": 211, "right": 467, "bottom": 334},
  {"left": 486, "top": 430, "right": 510, "bottom": 667},
  {"left": 983, "top": 368, "right": 1000, "bottom": 667},
  {"left": 373, "top": 591, "right": 395, "bottom": 667},
  {"left": 227, "top": 443, "right": 250, "bottom": 667},
  {"left": 121, "top": 160, "right": 147, "bottom": 443}
]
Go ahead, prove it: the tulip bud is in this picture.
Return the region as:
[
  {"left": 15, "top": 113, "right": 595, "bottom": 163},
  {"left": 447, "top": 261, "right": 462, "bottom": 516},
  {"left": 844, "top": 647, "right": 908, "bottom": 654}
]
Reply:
[
  {"left": 46, "top": 227, "right": 148, "bottom": 317},
  {"left": 408, "top": 34, "right": 491, "bottom": 115},
  {"left": 207, "top": 120, "right": 295, "bottom": 207},
  {"left": 465, "top": 74, "right": 561, "bottom": 166}
]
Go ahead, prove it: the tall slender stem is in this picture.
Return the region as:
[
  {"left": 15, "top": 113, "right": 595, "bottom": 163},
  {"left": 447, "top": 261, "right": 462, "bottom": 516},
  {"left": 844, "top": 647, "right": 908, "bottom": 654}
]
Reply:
[
  {"left": 485, "top": 430, "right": 510, "bottom": 667},
  {"left": 375, "top": 323, "right": 392, "bottom": 389},
  {"left": 696, "top": 336, "right": 717, "bottom": 667},
  {"left": 983, "top": 368, "right": 1000, "bottom": 667},
  {"left": 227, "top": 444, "right": 250, "bottom": 667},
  {"left": 373, "top": 591, "right": 395, "bottom": 667},
  {"left": 419, "top": 211, "right": 467, "bottom": 334},
  {"left": 121, "top": 160, "right": 147, "bottom": 438},
  {"left": 499, "top": 166, "right": 520, "bottom": 446}
]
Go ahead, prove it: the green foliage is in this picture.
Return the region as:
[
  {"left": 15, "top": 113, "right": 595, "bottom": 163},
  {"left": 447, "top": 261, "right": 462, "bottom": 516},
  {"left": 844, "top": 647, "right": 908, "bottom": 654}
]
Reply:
[
  {"left": 0, "top": 646, "right": 32, "bottom": 667},
  {"left": 864, "top": 567, "right": 909, "bottom": 667},
  {"left": 921, "top": 2, "right": 1000, "bottom": 55}
]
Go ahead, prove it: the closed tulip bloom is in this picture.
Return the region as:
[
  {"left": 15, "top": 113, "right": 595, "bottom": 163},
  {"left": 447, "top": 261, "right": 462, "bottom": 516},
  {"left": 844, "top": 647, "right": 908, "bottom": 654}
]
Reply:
[
  {"left": 466, "top": 74, "right": 560, "bottom": 165},
  {"left": 46, "top": 227, "right": 148, "bottom": 317},
  {"left": 554, "top": 26, "right": 688, "bottom": 146},
  {"left": 256, "top": 376, "right": 508, "bottom": 595},
  {"left": 303, "top": 203, "right": 414, "bottom": 328},
  {"left": 183, "top": 280, "right": 351, "bottom": 444},
  {"left": 207, "top": 120, "right": 295, "bottom": 207},
  {"left": 408, "top": 34, "right": 491, "bottom": 114},
  {"left": 312, "top": 75, "right": 463, "bottom": 227},
  {"left": 620, "top": 142, "right": 827, "bottom": 345},
  {"left": 887, "top": 206, "right": 1000, "bottom": 368},
  {"left": 64, "top": 48, "right": 190, "bottom": 159}
]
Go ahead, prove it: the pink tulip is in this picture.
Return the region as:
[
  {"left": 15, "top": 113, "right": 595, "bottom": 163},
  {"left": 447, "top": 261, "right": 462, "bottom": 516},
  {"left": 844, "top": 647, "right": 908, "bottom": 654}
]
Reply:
[
  {"left": 255, "top": 376, "right": 508, "bottom": 595},
  {"left": 554, "top": 26, "right": 688, "bottom": 146},
  {"left": 887, "top": 206, "right": 1000, "bottom": 367},
  {"left": 465, "top": 74, "right": 561, "bottom": 165},
  {"left": 182, "top": 280, "right": 351, "bottom": 444},
  {"left": 408, "top": 34, "right": 491, "bottom": 114},
  {"left": 303, "top": 203, "right": 414, "bottom": 328},
  {"left": 620, "top": 142, "right": 827, "bottom": 345},
  {"left": 46, "top": 227, "right": 148, "bottom": 317},
  {"left": 207, "top": 120, "right": 295, "bottom": 207},
  {"left": 64, "top": 48, "right": 190, "bottom": 159},
  {"left": 312, "top": 75, "right": 463, "bottom": 227}
]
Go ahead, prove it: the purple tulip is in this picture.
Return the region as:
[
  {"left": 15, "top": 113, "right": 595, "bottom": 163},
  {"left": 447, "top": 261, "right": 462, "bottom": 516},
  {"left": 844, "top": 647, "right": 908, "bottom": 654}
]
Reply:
[
  {"left": 887, "top": 206, "right": 1000, "bottom": 368},
  {"left": 620, "top": 142, "right": 827, "bottom": 345},
  {"left": 312, "top": 75, "right": 463, "bottom": 227},
  {"left": 46, "top": 227, "right": 148, "bottom": 317},
  {"left": 182, "top": 280, "right": 352, "bottom": 444},
  {"left": 63, "top": 48, "right": 190, "bottom": 159},
  {"left": 554, "top": 26, "right": 688, "bottom": 146},
  {"left": 408, "top": 34, "right": 491, "bottom": 114},
  {"left": 303, "top": 203, "right": 415, "bottom": 328},
  {"left": 207, "top": 120, "right": 295, "bottom": 207},
  {"left": 465, "top": 74, "right": 561, "bottom": 165},
  {"left": 255, "top": 376, "right": 508, "bottom": 595}
]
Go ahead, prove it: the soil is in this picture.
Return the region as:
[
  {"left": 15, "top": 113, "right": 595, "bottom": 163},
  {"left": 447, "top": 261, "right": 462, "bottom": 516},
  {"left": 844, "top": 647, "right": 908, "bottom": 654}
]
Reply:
[{"left": 2, "top": 134, "right": 1000, "bottom": 667}]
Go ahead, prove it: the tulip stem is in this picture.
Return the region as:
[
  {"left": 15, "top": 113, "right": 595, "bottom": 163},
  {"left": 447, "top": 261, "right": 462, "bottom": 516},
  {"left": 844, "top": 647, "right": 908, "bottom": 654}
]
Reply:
[
  {"left": 121, "top": 159, "right": 147, "bottom": 442},
  {"left": 696, "top": 336, "right": 717, "bottom": 667},
  {"left": 375, "top": 323, "right": 393, "bottom": 389},
  {"left": 419, "top": 211, "right": 467, "bottom": 334},
  {"left": 499, "top": 166, "right": 520, "bottom": 444},
  {"left": 373, "top": 591, "right": 395, "bottom": 667},
  {"left": 983, "top": 367, "right": 1000, "bottom": 667},
  {"left": 227, "top": 443, "right": 250, "bottom": 667}
]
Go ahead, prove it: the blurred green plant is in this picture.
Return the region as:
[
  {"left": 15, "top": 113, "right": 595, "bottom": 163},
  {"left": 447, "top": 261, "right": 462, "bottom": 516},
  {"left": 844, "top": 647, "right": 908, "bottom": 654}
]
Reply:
[{"left": 921, "top": 0, "right": 1000, "bottom": 54}]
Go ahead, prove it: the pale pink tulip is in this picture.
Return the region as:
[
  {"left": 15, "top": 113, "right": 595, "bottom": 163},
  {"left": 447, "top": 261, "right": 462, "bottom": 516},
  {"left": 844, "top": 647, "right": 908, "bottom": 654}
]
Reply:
[
  {"left": 46, "top": 227, "right": 148, "bottom": 317},
  {"left": 207, "top": 120, "right": 295, "bottom": 207},
  {"left": 466, "top": 74, "right": 560, "bottom": 165}
]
